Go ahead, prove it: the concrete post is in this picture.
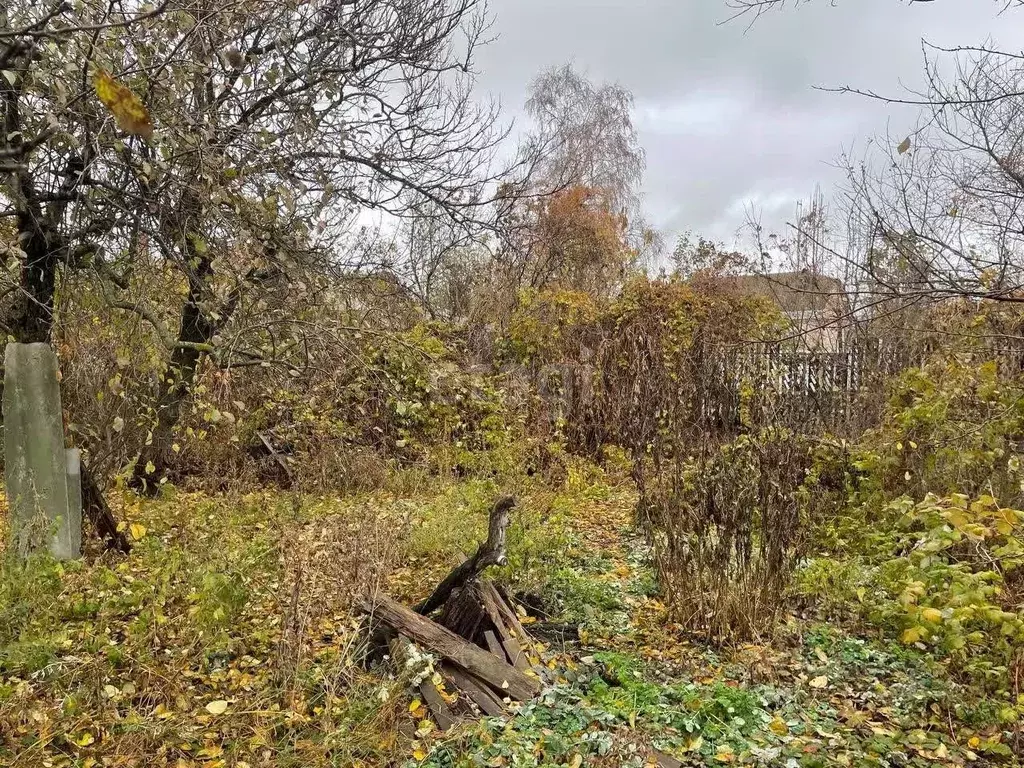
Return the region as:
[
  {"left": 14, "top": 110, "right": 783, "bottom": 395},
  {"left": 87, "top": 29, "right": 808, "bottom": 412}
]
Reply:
[
  {"left": 2, "top": 343, "right": 81, "bottom": 559},
  {"left": 65, "top": 448, "right": 83, "bottom": 559}
]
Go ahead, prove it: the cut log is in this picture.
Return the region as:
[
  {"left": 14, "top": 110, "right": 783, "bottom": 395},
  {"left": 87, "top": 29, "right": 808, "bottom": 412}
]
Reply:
[
  {"left": 438, "top": 584, "right": 487, "bottom": 644},
  {"left": 441, "top": 663, "right": 505, "bottom": 717},
  {"left": 418, "top": 678, "right": 456, "bottom": 731},
  {"left": 363, "top": 593, "right": 540, "bottom": 701},
  {"left": 416, "top": 496, "right": 515, "bottom": 616}
]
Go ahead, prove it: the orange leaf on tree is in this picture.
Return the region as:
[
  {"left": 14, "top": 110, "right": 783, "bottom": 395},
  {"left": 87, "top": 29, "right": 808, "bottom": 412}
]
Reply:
[{"left": 93, "top": 68, "right": 154, "bottom": 139}]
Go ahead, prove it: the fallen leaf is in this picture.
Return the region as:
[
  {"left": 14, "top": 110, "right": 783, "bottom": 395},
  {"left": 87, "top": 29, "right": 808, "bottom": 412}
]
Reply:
[
  {"left": 205, "top": 699, "right": 229, "bottom": 715},
  {"left": 809, "top": 675, "right": 829, "bottom": 689},
  {"left": 902, "top": 626, "right": 924, "bottom": 644}
]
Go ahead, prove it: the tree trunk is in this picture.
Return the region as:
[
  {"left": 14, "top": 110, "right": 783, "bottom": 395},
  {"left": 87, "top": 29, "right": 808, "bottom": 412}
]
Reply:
[
  {"left": 416, "top": 495, "right": 515, "bottom": 615},
  {"left": 128, "top": 252, "right": 214, "bottom": 494},
  {"left": 8, "top": 215, "right": 58, "bottom": 343}
]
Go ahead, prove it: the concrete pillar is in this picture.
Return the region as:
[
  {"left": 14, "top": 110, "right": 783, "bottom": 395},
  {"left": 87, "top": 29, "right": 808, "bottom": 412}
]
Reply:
[
  {"left": 3, "top": 343, "right": 81, "bottom": 559},
  {"left": 65, "top": 448, "right": 83, "bottom": 559}
]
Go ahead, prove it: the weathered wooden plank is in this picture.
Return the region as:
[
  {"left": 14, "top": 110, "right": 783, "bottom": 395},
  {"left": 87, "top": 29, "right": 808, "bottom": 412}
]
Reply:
[
  {"left": 478, "top": 582, "right": 511, "bottom": 639},
  {"left": 363, "top": 593, "right": 540, "bottom": 700},
  {"left": 483, "top": 629, "right": 507, "bottom": 661},
  {"left": 502, "top": 634, "right": 529, "bottom": 672},
  {"left": 483, "top": 581, "right": 531, "bottom": 642},
  {"left": 418, "top": 679, "right": 456, "bottom": 731},
  {"left": 442, "top": 663, "right": 505, "bottom": 717}
]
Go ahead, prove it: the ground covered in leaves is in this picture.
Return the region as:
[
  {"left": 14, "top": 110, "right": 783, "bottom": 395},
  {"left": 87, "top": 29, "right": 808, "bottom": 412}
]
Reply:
[{"left": 0, "top": 461, "right": 1020, "bottom": 767}]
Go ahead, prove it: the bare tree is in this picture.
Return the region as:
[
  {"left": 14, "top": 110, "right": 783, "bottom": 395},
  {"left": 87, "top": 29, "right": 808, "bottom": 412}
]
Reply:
[
  {"left": 725, "top": 0, "right": 1019, "bottom": 22},
  {"left": 524, "top": 63, "right": 646, "bottom": 216},
  {"left": 486, "top": 64, "right": 654, "bottom": 301},
  {"left": 1, "top": 0, "right": 525, "bottom": 492},
  {"left": 841, "top": 47, "right": 1024, "bottom": 310}
]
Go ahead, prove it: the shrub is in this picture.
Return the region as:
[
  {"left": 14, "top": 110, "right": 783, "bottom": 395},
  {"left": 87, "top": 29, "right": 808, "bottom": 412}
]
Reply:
[{"left": 646, "top": 428, "right": 812, "bottom": 642}]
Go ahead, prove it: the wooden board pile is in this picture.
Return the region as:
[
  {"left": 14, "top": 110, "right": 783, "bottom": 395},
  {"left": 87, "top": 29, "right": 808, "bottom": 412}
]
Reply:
[
  {"left": 366, "top": 580, "right": 541, "bottom": 727},
  {"left": 362, "top": 495, "right": 686, "bottom": 767},
  {"left": 362, "top": 496, "right": 545, "bottom": 726}
]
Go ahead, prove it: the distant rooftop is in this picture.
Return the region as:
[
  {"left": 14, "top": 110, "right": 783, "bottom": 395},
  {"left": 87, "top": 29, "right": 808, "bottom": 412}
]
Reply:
[{"left": 722, "top": 270, "right": 847, "bottom": 314}]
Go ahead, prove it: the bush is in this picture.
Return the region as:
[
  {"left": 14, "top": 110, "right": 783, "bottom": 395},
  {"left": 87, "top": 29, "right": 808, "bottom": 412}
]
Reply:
[
  {"left": 646, "top": 428, "right": 812, "bottom": 642},
  {"left": 801, "top": 492, "right": 1024, "bottom": 697}
]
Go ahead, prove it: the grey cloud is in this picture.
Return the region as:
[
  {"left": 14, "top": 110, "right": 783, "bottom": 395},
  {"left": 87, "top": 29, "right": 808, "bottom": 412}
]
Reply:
[{"left": 475, "top": 0, "right": 1024, "bottom": 246}]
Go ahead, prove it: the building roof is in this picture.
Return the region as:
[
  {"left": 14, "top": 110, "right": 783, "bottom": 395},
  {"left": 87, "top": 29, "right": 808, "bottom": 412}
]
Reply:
[{"left": 723, "top": 270, "right": 848, "bottom": 314}]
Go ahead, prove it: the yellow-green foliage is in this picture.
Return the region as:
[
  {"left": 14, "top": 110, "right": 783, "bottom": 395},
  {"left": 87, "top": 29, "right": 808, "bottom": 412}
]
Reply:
[
  {"left": 800, "top": 492, "right": 1023, "bottom": 701},
  {"left": 854, "top": 358, "right": 1024, "bottom": 505},
  {"left": 798, "top": 354, "right": 1024, "bottom": 706},
  {"left": 505, "top": 288, "right": 601, "bottom": 364}
]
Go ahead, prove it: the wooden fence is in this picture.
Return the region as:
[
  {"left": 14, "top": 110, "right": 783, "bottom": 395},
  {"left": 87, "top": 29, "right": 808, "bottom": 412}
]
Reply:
[{"left": 534, "top": 334, "right": 1024, "bottom": 442}]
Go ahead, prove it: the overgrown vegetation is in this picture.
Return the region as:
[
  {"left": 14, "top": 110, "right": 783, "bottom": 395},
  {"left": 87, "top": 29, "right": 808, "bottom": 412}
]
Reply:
[{"left": 4, "top": 0, "right": 1024, "bottom": 765}]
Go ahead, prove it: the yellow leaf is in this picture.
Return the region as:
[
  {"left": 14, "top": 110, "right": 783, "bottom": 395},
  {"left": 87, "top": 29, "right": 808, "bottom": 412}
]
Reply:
[
  {"left": 74, "top": 732, "right": 95, "bottom": 747},
  {"left": 412, "top": 748, "right": 427, "bottom": 761},
  {"left": 714, "top": 744, "right": 735, "bottom": 763},
  {"left": 809, "top": 675, "right": 828, "bottom": 689},
  {"left": 769, "top": 715, "right": 788, "bottom": 735},
  {"left": 569, "top": 755, "right": 583, "bottom": 768},
  {"left": 409, "top": 699, "right": 422, "bottom": 714},
  {"left": 921, "top": 608, "right": 942, "bottom": 623},
  {"left": 902, "top": 626, "right": 924, "bottom": 644},
  {"left": 130, "top": 523, "right": 147, "bottom": 541},
  {"left": 94, "top": 68, "right": 154, "bottom": 139},
  {"left": 205, "top": 699, "right": 229, "bottom": 715}
]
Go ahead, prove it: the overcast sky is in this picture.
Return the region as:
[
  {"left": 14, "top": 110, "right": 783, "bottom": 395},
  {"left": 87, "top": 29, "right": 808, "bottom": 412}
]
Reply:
[{"left": 474, "top": 0, "right": 1024, "bottom": 251}]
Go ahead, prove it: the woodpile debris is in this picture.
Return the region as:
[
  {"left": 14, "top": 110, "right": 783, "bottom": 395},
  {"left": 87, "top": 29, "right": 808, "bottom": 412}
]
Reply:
[
  {"left": 362, "top": 495, "right": 545, "bottom": 724},
  {"left": 361, "top": 494, "right": 688, "bottom": 768}
]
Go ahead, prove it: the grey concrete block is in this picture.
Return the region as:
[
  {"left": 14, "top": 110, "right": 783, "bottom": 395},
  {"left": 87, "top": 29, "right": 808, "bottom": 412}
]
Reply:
[
  {"left": 64, "top": 448, "right": 83, "bottom": 559},
  {"left": 3, "top": 343, "right": 80, "bottom": 560}
]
